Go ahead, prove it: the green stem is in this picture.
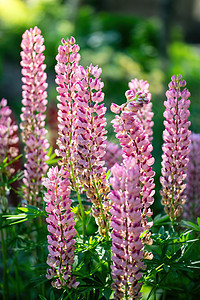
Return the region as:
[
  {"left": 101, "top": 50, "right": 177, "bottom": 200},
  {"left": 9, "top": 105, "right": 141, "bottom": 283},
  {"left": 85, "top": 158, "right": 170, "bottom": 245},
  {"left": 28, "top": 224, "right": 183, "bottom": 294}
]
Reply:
[
  {"left": 92, "top": 179, "right": 109, "bottom": 241},
  {"left": 1, "top": 228, "right": 9, "bottom": 300},
  {"left": 14, "top": 254, "right": 20, "bottom": 300},
  {"left": 70, "top": 162, "right": 85, "bottom": 238}
]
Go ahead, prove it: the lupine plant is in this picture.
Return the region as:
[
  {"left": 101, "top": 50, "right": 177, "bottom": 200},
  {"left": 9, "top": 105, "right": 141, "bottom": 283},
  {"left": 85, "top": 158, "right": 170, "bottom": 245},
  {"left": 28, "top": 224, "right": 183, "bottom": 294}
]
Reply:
[{"left": 0, "top": 27, "right": 200, "bottom": 300}]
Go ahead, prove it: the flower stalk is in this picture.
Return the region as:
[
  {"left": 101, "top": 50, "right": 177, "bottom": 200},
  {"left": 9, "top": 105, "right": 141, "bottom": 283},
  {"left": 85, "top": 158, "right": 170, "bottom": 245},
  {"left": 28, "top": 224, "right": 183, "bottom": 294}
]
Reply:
[{"left": 160, "top": 75, "right": 191, "bottom": 224}]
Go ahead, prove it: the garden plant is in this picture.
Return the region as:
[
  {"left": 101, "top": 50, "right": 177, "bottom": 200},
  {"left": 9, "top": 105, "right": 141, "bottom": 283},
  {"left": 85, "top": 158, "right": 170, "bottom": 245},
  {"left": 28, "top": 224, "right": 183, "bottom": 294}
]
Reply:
[{"left": 0, "top": 26, "right": 200, "bottom": 300}]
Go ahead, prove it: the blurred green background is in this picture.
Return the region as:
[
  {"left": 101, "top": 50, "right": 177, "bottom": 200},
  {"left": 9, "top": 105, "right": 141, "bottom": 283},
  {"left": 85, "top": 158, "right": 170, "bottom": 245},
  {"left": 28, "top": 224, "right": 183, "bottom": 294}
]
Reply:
[{"left": 1, "top": 0, "right": 200, "bottom": 214}]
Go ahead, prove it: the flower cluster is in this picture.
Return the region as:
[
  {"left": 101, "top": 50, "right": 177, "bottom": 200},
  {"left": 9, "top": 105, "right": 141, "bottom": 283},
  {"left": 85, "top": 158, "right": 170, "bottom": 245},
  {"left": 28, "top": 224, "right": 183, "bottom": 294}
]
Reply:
[
  {"left": 109, "top": 157, "right": 146, "bottom": 299},
  {"left": 160, "top": 75, "right": 191, "bottom": 222},
  {"left": 111, "top": 82, "right": 155, "bottom": 245},
  {"left": 103, "top": 141, "right": 123, "bottom": 170},
  {"left": 0, "top": 98, "right": 19, "bottom": 208},
  {"left": 184, "top": 132, "right": 200, "bottom": 220},
  {"left": 55, "top": 37, "right": 110, "bottom": 236},
  {"left": 55, "top": 36, "right": 81, "bottom": 177},
  {"left": 128, "top": 79, "right": 154, "bottom": 142},
  {"left": 20, "top": 26, "right": 49, "bottom": 206},
  {"left": 0, "top": 98, "right": 19, "bottom": 177},
  {"left": 74, "top": 64, "right": 110, "bottom": 236},
  {"left": 43, "top": 166, "right": 78, "bottom": 289}
]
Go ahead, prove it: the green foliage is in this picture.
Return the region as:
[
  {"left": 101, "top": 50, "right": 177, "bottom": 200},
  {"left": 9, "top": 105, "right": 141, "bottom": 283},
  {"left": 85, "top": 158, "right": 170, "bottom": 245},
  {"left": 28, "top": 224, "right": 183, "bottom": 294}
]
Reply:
[{"left": 3, "top": 205, "right": 45, "bottom": 226}]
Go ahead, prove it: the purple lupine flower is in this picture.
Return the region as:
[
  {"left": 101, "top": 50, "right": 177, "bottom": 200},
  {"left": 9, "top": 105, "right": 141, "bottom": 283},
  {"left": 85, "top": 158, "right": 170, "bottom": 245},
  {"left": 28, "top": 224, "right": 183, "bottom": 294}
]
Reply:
[
  {"left": 160, "top": 75, "right": 191, "bottom": 222},
  {"left": 184, "top": 133, "right": 200, "bottom": 220},
  {"left": 128, "top": 79, "right": 154, "bottom": 142},
  {"left": 20, "top": 26, "right": 49, "bottom": 206},
  {"left": 103, "top": 141, "right": 123, "bottom": 170},
  {"left": 109, "top": 157, "right": 146, "bottom": 299},
  {"left": 55, "top": 36, "right": 81, "bottom": 176},
  {"left": 0, "top": 98, "right": 19, "bottom": 176},
  {"left": 74, "top": 64, "right": 110, "bottom": 236},
  {"left": 111, "top": 82, "right": 155, "bottom": 245},
  {"left": 0, "top": 98, "right": 19, "bottom": 208},
  {"left": 43, "top": 166, "right": 78, "bottom": 289}
]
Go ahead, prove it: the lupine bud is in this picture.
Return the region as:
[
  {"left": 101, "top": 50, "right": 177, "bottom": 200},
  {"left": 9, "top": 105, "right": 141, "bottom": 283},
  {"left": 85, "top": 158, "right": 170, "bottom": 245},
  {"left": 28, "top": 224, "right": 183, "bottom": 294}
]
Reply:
[
  {"left": 20, "top": 26, "right": 49, "bottom": 206},
  {"left": 160, "top": 75, "right": 191, "bottom": 223},
  {"left": 43, "top": 166, "right": 78, "bottom": 289},
  {"left": 184, "top": 133, "right": 200, "bottom": 220},
  {"left": 109, "top": 157, "right": 145, "bottom": 299}
]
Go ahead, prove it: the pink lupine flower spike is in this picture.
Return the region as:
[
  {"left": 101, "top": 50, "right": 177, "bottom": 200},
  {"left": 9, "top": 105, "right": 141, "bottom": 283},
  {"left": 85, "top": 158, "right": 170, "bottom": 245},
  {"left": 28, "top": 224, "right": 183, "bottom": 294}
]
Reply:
[
  {"left": 20, "top": 26, "right": 49, "bottom": 206},
  {"left": 160, "top": 75, "right": 191, "bottom": 223}
]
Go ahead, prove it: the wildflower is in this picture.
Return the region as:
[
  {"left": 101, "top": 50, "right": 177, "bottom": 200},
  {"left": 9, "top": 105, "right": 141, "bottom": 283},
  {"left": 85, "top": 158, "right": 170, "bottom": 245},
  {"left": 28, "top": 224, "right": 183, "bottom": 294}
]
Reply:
[
  {"left": 109, "top": 157, "right": 145, "bottom": 299},
  {"left": 111, "top": 82, "right": 155, "bottom": 245},
  {"left": 128, "top": 79, "right": 154, "bottom": 142},
  {"left": 74, "top": 64, "right": 110, "bottom": 237},
  {"left": 184, "top": 133, "right": 200, "bottom": 220},
  {"left": 0, "top": 98, "right": 19, "bottom": 177},
  {"left": 43, "top": 166, "right": 78, "bottom": 289},
  {"left": 0, "top": 98, "right": 19, "bottom": 208},
  {"left": 103, "top": 141, "right": 123, "bottom": 170},
  {"left": 20, "top": 26, "right": 49, "bottom": 206},
  {"left": 55, "top": 36, "right": 81, "bottom": 176},
  {"left": 160, "top": 75, "right": 191, "bottom": 223}
]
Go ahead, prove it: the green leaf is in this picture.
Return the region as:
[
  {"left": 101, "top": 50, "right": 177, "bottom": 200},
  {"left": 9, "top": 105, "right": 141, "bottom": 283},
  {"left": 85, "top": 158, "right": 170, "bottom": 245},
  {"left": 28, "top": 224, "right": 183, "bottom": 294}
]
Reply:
[
  {"left": 46, "top": 147, "right": 60, "bottom": 165},
  {"left": 39, "top": 295, "right": 47, "bottom": 300},
  {"left": 105, "top": 169, "right": 111, "bottom": 180},
  {"left": 103, "top": 287, "right": 113, "bottom": 299},
  {"left": 50, "top": 290, "right": 55, "bottom": 300},
  {"left": 2, "top": 204, "right": 45, "bottom": 226},
  {"left": 3, "top": 154, "right": 23, "bottom": 168},
  {"left": 153, "top": 214, "right": 170, "bottom": 226},
  {"left": 197, "top": 217, "right": 200, "bottom": 227},
  {"left": 181, "top": 220, "right": 200, "bottom": 232}
]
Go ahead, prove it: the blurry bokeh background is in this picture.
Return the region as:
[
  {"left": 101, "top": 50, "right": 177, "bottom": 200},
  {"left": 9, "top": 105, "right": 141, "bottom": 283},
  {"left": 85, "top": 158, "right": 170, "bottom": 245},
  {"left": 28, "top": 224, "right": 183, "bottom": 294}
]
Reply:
[{"left": 1, "top": 0, "right": 200, "bottom": 213}]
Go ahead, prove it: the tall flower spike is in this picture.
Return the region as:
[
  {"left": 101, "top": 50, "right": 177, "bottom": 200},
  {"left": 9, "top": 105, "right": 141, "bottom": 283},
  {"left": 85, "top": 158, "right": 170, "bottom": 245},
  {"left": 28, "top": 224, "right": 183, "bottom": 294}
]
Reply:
[
  {"left": 55, "top": 36, "right": 81, "bottom": 177},
  {"left": 0, "top": 98, "right": 19, "bottom": 176},
  {"left": 160, "top": 75, "right": 191, "bottom": 223},
  {"left": 111, "top": 81, "right": 155, "bottom": 246},
  {"left": 73, "top": 64, "right": 110, "bottom": 237},
  {"left": 184, "top": 133, "right": 200, "bottom": 221},
  {"left": 128, "top": 79, "right": 154, "bottom": 142},
  {"left": 43, "top": 166, "right": 78, "bottom": 289},
  {"left": 0, "top": 98, "right": 19, "bottom": 208},
  {"left": 109, "top": 157, "right": 146, "bottom": 300},
  {"left": 20, "top": 26, "right": 49, "bottom": 206}
]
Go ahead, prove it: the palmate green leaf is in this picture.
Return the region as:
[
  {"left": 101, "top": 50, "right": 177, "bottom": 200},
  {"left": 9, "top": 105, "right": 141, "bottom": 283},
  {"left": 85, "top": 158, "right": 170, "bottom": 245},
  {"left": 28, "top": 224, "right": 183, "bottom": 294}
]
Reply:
[
  {"left": 46, "top": 146, "right": 60, "bottom": 165},
  {"left": 153, "top": 214, "right": 170, "bottom": 226},
  {"left": 0, "top": 154, "right": 22, "bottom": 170},
  {"left": 3, "top": 205, "right": 45, "bottom": 225},
  {"left": 181, "top": 220, "right": 200, "bottom": 232},
  {"left": 8, "top": 172, "right": 24, "bottom": 184}
]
